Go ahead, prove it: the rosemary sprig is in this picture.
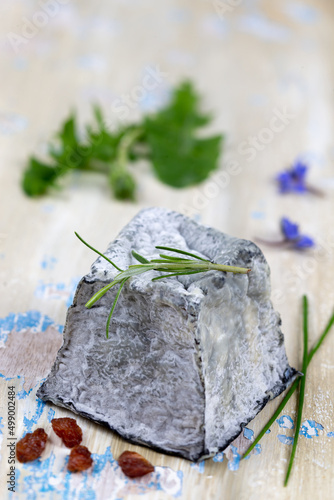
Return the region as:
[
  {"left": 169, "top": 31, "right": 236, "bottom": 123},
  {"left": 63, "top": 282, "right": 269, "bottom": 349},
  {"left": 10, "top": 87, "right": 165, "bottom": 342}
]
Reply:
[
  {"left": 75, "top": 232, "right": 251, "bottom": 338},
  {"left": 242, "top": 297, "right": 334, "bottom": 485}
]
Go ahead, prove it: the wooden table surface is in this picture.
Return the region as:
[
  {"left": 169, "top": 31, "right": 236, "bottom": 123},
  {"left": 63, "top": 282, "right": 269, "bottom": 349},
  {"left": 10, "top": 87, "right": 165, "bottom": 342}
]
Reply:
[{"left": 1, "top": 1, "right": 334, "bottom": 498}]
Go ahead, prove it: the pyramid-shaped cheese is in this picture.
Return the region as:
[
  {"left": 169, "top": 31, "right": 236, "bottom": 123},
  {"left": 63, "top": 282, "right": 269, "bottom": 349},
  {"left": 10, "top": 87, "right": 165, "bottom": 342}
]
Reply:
[{"left": 38, "top": 208, "right": 296, "bottom": 461}]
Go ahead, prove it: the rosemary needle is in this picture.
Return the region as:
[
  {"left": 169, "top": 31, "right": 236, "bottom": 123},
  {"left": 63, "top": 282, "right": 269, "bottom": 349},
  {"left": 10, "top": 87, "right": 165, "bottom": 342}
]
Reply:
[{"left": 243, "top": 298, "right": 334, "bottom": 467}]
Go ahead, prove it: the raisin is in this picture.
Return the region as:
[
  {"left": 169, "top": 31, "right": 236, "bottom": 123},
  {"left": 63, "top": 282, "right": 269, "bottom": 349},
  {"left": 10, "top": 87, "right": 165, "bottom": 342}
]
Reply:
[
  {"left": 67, "top": 445, "right": 93, "bottom": 472},
  {"left": 51, "top": 417, "right": 82, "bottom": 448},
  {"left": 118, "top": 451, "right": 154, "bottom": 478},
  {"left": 16, "top": 428, "right": 48, "bottom": 463}
]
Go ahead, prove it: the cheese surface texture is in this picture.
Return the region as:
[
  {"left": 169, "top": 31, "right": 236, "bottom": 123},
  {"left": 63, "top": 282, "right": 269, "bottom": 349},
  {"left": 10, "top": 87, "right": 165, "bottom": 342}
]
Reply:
[{"left": 37, "top": 208, "right": 297, "bottom": 461}]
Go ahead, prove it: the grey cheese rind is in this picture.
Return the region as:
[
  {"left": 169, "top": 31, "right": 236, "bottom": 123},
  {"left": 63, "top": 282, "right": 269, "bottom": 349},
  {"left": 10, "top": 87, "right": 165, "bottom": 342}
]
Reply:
[{"left": 37, "top": 207, "right": 297, "bottom": 461}]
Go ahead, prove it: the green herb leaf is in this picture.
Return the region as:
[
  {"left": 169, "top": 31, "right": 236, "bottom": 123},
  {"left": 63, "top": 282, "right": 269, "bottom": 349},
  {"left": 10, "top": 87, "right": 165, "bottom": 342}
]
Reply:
[
  {"left": 50, "top": 114, "right": 86, "bottom": 170},
  {"left": 22, "top": 157, "right": 61, "bottom": 196},
  {"left": 144, "top": 81, "right": 223, "bottom": 187},
  {"left": 155, "top": 245, "right": 210, "bottom": 262},
  {"left": 132, "top": 250, "right": 150, "bottom": 264},
  {"left": 75, "top": 232, "right": 123, "bottom": 272}
]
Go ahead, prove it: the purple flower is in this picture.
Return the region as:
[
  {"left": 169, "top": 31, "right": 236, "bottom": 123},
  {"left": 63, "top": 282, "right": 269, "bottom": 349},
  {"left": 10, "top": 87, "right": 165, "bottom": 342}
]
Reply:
[
  {"left": 281, "top": 218, "right": 299, "bottom": 240},
  {"left": 280, "top": 217, "right": 314, "bottom": 249},
  {"left": 277, "top": 161, "right": 308, "bottom": 193}
]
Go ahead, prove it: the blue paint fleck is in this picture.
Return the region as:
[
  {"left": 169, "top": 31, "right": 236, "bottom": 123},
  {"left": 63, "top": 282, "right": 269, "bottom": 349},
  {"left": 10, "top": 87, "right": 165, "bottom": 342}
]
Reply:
[
  {"left": 227, "top": 445, "right": 241, "bottom": 471},
  {"left": 76, "top": 54, "right": 107, "bottom": 71},
  {"left": 23, "top": 398, "right": 46, "bottom": 434},
  {"left": 244, "top": 443, "right": 262, "bottom": 460},
  {"left": 276, "top": 415, "right": 294, "bottom": 429},
  {"left": 213, "top": 452, "right": 224, "bottom": 463},
  {"left": 47, "top": 408, "right": 55, "bottom": 423},
  {"left": 284, "top": 3, "right": 319, "bottom": 23},
  {"left": 243, "top": 427, "right": 254, "bottom": 440},
  {"left": 21, "top": 453, "right": 58, "bottom": 497},
  {"left": 17, "top": 386, "right": 33, "bottom": 400},
  {"left": 201, "top": 15, "right": 229, "bottom": 39},
  {"left": 91, "top": 446, "right": 115, "bottom": 476},
  {"left": 266, "top": 429, "right": 271, "bottom": 434},
  {"left": 0, "top": 310, "right": 62, "bottom": 344},
  {"left": 327, "top": 432, "right": 334, "bottom": 438},
  {"left": 190, "top": 461, "right": 205, "bottom": 473},
  {"left": 0, "top": 373, "right": 16, "bottom": 382},
  {"left": 238, "top": 14, "right": 291, "bottom": 42},
  {"left": 13, "top": 57, "right": 29, "bottom": 71},
  {"left": 41, "top": 204, "right": 55, "bottom": 213},
  {"left": 0, "top": 373, "right": 39, "bottom": 400},
  {"left": 300, "top": 420, "right": 324, "bottom": 439},
  {"left": 35, "top": 278, "right": 80, "bottom": 308},
  {"left": 0, "top": 112, "right": 28, "bottom": 135},
  {"left": 278, "top": 435, "right": 294, "bottom": 445},
  {"left": 168, "top": 8, "right": 190, "bottom": 23},
  {"left": 40, "top": 256, "right": 57, "bottom": 270},
  {"left": 251, "top": 211, "right": 265, "bottom": 219},
  {"left": 138, "top": 82, "right": 169, "bottom": 113},
  {"left": 254, "top": 444, "right": 261, "bottom": 455}
]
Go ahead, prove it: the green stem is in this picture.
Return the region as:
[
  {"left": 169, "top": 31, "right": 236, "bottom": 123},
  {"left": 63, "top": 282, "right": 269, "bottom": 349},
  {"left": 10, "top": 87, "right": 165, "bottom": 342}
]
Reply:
[
  {"left": 242, "top": 377, "right": 301, "bottom": 459},
  {"left": 243, "top": 300, "right": 334, "bottom": 462},
  {"left": 116, "top": 127, "right": 143, "bottom": 167},
  {"left": 130, "top": 261, "right": 250, "bottom": 274},
  {"left": 307, "top": 310, "right": 334, "bottom": 364},
  {"left": 284, "top": 295, "right": 308, "bottom": 486}
]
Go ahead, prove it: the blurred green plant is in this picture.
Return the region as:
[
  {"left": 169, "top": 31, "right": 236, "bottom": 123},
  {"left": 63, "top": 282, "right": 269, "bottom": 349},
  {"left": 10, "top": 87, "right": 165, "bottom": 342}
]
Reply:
[{"left": 22, "top": 82, "right": 223, "bottom": 200}]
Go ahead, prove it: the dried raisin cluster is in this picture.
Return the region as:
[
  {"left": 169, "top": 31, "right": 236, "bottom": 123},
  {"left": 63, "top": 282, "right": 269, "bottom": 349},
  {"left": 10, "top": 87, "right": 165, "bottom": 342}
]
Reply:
[
  {"left": 16, "top": 417, "right": 156, "bottom": 477},
  {"left": 118, "top": 451, "right": 155, "bottom": 478},
  {"left": 16, "top": 416, "right": 93, "bottom": 472},
  {"left": 16, "top": 428, "right": 48, "bottom": 463}
]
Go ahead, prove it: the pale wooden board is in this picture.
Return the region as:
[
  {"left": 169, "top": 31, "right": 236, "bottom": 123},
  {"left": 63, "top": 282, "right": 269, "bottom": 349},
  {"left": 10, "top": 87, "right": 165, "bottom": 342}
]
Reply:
[{"left": 1, "top": 0, "right": 334, "bottom": 498}]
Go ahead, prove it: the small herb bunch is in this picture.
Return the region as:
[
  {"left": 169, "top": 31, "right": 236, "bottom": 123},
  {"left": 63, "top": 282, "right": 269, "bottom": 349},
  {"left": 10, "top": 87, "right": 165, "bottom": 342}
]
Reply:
[
  {"left": 22, "top": 82, "right": 223, "bottom": 200},
  {"left": 243, "top": 295, "right": 334, "bottom": 486},
  {"left": 75, "top": 232, "right": 250, "bottom": 338}
]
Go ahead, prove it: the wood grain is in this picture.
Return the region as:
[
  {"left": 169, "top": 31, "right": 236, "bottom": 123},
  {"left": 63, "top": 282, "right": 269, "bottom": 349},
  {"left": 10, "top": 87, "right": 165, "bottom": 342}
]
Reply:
[{"left": 0, "top": 0, "right": 334, "bottom": 498}]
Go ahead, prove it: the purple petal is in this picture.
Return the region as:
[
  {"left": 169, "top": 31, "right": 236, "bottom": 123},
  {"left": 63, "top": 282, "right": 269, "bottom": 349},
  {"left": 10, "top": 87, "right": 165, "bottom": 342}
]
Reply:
[
  {"left": 281, "top": 217, "right": 300, "bottom": 240},
  {"left": 294, "top": 235, "right": 315, "bottom": 249},
  {"left": 291, "top": 161, "right": 308, "bottom": 180},
  {"left": 277, "top": 172, "right": 292, "bottom": 193}
]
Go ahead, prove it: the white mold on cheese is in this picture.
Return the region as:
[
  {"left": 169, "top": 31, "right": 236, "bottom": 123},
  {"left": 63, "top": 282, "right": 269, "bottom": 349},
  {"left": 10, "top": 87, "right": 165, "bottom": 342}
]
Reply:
[{"left": 37, "top": 207, "right": 297, "bottom": 461}]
